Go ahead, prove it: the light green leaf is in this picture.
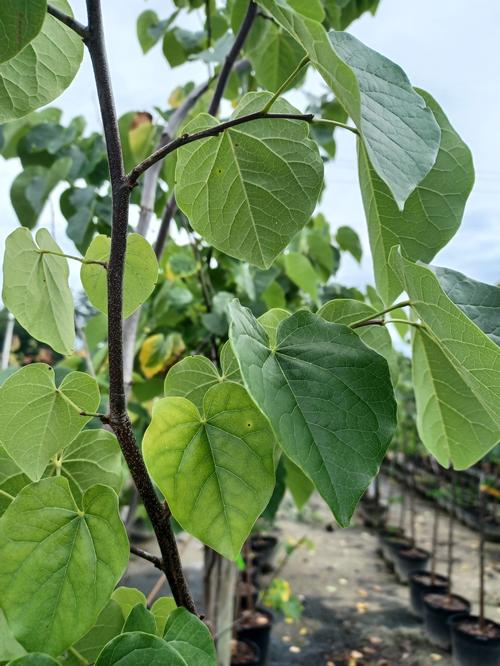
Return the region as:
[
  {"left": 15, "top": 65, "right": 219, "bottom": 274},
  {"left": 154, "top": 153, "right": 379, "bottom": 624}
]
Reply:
[
  {"left": 359, "top": 90, "right": 474, "bottom": 305},
  {"left": 81, "top": 233, "right": 158, "bottom": 318},
  {"left": 256, "top": 0, "right": 440, "bottom": 208},
  {"left": 137, "top": 10, "right": 162, "bottom": 53},
  {"left": 10, "top": 157, "right": 72, "bottom": 229},
  {"left": 258, "top": 308, "right": 290, "bottom": 347},
  {"left": 433, "top": 267, "right": 500, "bottom": 346},
  {"left": 0, "top": 0, "right": 46, "bottom": 64},
  {"left": 123, "top": 604, "right": 157, "bottom": 635},
  {"left": 163, "top": 608, "right": 216, "bottom": 665},
  {"left": 164, "top": 356, "right": 221, "bottom": 412},
  {"left": 95, "top": 633, "right": 185, "bottom": 666},
  {"left": 0, "top": 364, "right": 99, "bottom": 480},
  {"left": 111, "top": 588, "right": 147, "bottom": 622},
  {"left": 175, "top": 92, "right": 323, "bottom": 269},
  {"left": 2, "top": 227, "right": 75, "bottom": 355},
  {"left": 143, "top": 382, "right": 276, "bottom": 559},
  {"left": 336, "top": 225, "right": 362, "bottom": 263},
  {"left": 150, "top": 597, "right": 177, "bottom": 636},
  {"left": 0, "top": 446, "right": 29, "bottom": 515},
  {"left": 228, "top": 300, "right": 396, "bottom": 526},
  {"left": 65, "top": 600, "right": 124, "bottom": 666},
  {"left": 318, "top": 299, "right": 398, "bottom": 385},
  {"left": 324, "top": 0, "right": 379, "bottom": 30},
  {"left": 284, "top": 455, "right": 314, "bottom": 509},
  {"left": 0, "top": 609, "right": 26, "bottom": 662},
  {"left": 284, "top": 252, "right": 319, "bottom": 302},
  {"left": 391, "top": 250, "right": 500, "bottom": 468},
  {"left": 0, "top": 477, "right": 129, "bottom": 656},
  {"left": 49, "top": 430, "right": 124, "bottom": 503},
  {"left": 0, "top": 0, "right": 83, "bottom": 121}
]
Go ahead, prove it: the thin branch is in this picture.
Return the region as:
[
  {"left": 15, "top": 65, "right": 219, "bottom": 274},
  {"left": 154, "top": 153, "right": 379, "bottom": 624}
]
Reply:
[
  {"left": 128, "top": 111, "right": 315, "bottom": 185},
  {"left": 208, "top": 0, "right": 257, "bottom": 116},
  {"left": 130, "top": 545, "right": 163, "bottom": 570},
  {"left": 349, "top": 299, "right": 412, "bottom": 328},
  {"left": 350, "top": 319, "right": 385, "bottom": 329},
  {"left": 205, "top": 0, "right": 212, "bottom": 49},
  {"left": 47, "top": 4, "right": 88, "bottom": 39},
  {"left": 85, "top": 0, "right": 196, "bottom": 615},
  {"left": 262, "top": 55, "right": 309, "bottom": 113}
]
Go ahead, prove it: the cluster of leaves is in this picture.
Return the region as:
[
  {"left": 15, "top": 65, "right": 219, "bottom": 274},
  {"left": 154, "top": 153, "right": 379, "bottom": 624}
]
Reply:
[{"left": 0, "top": 0, "right": 499, "bottom": 662}]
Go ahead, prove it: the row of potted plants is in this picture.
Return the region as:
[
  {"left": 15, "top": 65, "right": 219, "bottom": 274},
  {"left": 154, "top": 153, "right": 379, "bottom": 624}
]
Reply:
[{"left": 363, "top": 471, "right": 500, "bottom": 666}]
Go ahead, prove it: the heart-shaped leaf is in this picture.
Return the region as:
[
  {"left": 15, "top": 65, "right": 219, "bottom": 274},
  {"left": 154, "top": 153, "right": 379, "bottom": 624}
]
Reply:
[
  {"left": 0, "top": 364, "right": 99, "bottom": 481},
  {"left": 81, "top": 233, "right": 158, "bottom": 318},
  {"left": 95, "top": 632, "right": 185, "bottom": 666},
  {"left": 0, "top": 0, "right": 47, "bottom": 64},
  {"left": 175, "top": 92, "right": 323, "bottom": 269},
  {"left": 358, "top": 90, "right": 474, "bottom": 304},
  {"left": 257, "top": 0, "right": 440, "bottom": 208},
  {"left": 0, "top": 477, "right": 129, "bottom": 656},
  {"left": 229, "top": 300, "right": 396, "bottom": 526},
  {"left": 0, "top": 0, "right": 83, "bottom": 121},
  {"left": 163, "top": 608, "right": 216, "bottom": 666},
  {"left": 143, "top": 382, "right": 276, "bottom": 559},
  {"left": 2, "top": 227, "right": 75, "bottom": 355}
]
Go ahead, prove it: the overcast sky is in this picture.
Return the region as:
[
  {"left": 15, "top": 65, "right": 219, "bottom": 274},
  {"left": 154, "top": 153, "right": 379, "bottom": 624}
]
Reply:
[{"left": 1, "top": 0, "right": 499, "bottom": 294}]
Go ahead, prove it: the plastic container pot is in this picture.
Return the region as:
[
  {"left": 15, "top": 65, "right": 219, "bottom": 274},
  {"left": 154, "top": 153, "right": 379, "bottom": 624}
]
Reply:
[
  {"left": 423, "top": 593, "right": 471, "bottom": 650},
  {"left": 409, "top": 571, "right": 449, "bottom": 619},
  {"left": 394, "top": 547, "right": 430, "bottom": 583},
  {"left": 450, "top": 614, "right": 500, "bottom": 666}
]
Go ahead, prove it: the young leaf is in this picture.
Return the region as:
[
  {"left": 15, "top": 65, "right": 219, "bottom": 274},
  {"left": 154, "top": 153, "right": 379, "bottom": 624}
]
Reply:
[
  {"left": 318, "top": 299, "right": 398, "bottom": 385},
  {"left": 0, "top": 364, "right": 99, "bottom": 481},
  {"left": 0, "top": 0, "right": 47, "bottom": 64},
  {"left": 175, "top": 92, "right": 323, "bottom": 269},
  {"left": 163, "top": 607, "right": 216, "bottom": 665},
  {"left": 95, "top": 632, "right": 185, "bottom": 666},
  {"left": 150, "top": 597, "right": 177, "bottom": 636},
  {"left": 258, "top": 308, "right": 290, "bottom": 346},
  {"left": 111, "top": 587, "right": 147, "bottom": 622},
  {"left": 0, "top": 478, "right": 129, "bottom": 657},
  {"left": 123, "top": 604, "right": 157, "bottom": 635},
  {"left": 0, "top": 0, "right": 83, "bottom": 121},
  {"left": 284, "top": 455, "right": 314, "bottom": 509},
  {"left": 358, "top": 90, "right": 474, "bottom": 304},
  {"left": 164, "top": 355, "right": 221, "bottom": 411},
  {"left": 143, "top": 382, "right": 276, "bottom": 559},
  {"left": 257, "top": 0, "right": 440, "bottom": 208},
  {"left": 0, "top": 446, "right": 30, "bottom": 515},
  {"left": 81, "top": 233, "right": 158, "bottom": 318},
  {"left": 220, "top": 340, "right": 242, "bottom": 383},
  {"left": 433, "top": 266, "right": 500, "bottom": 346},
  {"left": 391, "top": 250, "right": 500, "bottom": 467},
  {"left": 2, "top": 227, "right": 75, "bottom": 355},
  {"left": 284, "top": 252, "right": 319, "bottom": 302},
  {"left": 228, "top": 300, "right": 397, "bottom": 526}
]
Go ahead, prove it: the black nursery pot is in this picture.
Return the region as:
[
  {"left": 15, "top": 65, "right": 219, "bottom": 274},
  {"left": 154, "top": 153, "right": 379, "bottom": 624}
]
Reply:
[
  {"left": 450, "top": 614, "right": 500, "bottom": 666},
  {"left": 231, "top": 639, "right": 261, "bottom": 666},
  {"left": 423, "top": 593, "right": 471, "bottom": 650},
  {"left": 382, "top": 536, "right": 413, "bottom": 568},
  {"left": 250, "top": 535, "right": 278, "bottom": 571},
  {"left": 237, "top": 607, "right": 274, "bottom": 666},
  {"left": 238, "top": 581, "right": 259, "bottom": 611},
  {"left": 409, "top": 571, "right": 449, "bottom": 619},
  {"left": 394, "top": 547, "right": 430, "bottom": 583}
]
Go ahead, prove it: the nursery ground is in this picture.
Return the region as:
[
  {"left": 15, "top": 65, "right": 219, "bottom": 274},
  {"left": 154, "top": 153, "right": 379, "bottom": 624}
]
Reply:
[{"left": 124, "top": 478, "right": 500, "bottom": 665}]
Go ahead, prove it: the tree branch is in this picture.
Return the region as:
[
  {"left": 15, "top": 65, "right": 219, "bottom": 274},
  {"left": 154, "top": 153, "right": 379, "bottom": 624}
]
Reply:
[
  {"left": 47, "top": 4, "right": 88, "bottom": 39},
  {"left": 208, "top": 0, "right": 257, "bottom": 116},
  {"left": 85, "top": 0, "right": 196, "bottom": 615},
  {"left": 128, "top": 111, "right": 315, "bottom": 186},
  {"left": 130, "top": 545, "right": 163, "bottom": 570}
]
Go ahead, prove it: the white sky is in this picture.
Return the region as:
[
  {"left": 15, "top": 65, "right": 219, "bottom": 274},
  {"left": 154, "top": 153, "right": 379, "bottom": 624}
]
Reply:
[{"left": 1, "top": 0, "right": 499, "bottom": 294}]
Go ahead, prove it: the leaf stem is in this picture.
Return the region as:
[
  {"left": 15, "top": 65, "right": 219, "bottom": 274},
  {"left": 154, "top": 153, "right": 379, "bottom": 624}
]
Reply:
[
  {"left": 131, "top": 544, "right": 163, "bottom": 569},
  {"left": 349, "top": 299, "right": 412, "bottom": 328},
  {"left": 68, "top": 646, "right": 89, "bottom": 665},
  {"left": 0, "top": 488, "right": 14, "bottom": 501},
  {"left": 261, "top": 55, "right": 310, "bottom": 113},
  {"left": 47, "top": 4, "right": 89, "bottom": 39},
  {"left": 37, "top": 249, "right": 107, "bottom": 269},
  {"left": 311, "top": 117, "right": 359, "bottom": 135}
]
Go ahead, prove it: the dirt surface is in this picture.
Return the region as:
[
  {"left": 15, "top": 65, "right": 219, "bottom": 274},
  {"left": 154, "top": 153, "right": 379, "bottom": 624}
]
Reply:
[{"left": 124, "top": 477, "right": 500, "bottom": 665}]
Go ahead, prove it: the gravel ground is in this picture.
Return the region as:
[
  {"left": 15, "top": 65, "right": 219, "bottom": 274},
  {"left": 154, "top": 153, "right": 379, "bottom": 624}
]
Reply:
[{"left": 124, "top": 477, "right": 500, "bottom": 666}]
